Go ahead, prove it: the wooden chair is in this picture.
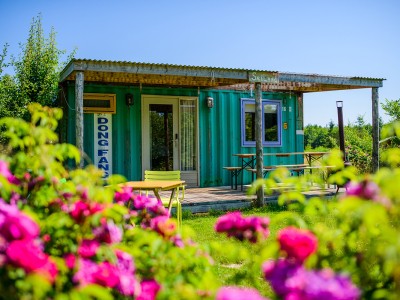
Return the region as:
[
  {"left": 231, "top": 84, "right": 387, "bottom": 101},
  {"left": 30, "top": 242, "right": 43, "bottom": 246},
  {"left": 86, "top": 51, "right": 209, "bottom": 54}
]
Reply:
[{"left": 144, "top": 170, "right": 184, "bottom": 229}]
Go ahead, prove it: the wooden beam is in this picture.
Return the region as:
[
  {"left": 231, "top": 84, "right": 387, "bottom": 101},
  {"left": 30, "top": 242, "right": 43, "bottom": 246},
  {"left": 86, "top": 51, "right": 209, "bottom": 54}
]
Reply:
[
  {"left": 279, "top": 73, "right": 384, "bottom": 88},
  {"left": 372, "top": 87, "right": 379, "bottom": 172},
  {"left": 75, "top": 71, "right": 84, "bottom": 168},
  {"left": 255, "top": 82, "right": 264, "bottom": 207}
]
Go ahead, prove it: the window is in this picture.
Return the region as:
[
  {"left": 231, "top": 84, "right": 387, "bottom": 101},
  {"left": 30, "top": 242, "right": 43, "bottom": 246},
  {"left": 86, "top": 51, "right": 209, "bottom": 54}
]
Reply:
[
  {"left": 241, "top": 98, "right": 281, "bottom": 147},
  {"left": 83, "top": 93, "right": 116, "bottom": 114}
]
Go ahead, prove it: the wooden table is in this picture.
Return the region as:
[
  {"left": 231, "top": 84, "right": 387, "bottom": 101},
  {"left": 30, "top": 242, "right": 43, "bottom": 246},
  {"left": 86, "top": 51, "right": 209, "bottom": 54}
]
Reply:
[
  {"left": 263, "top": 151, "right": 329, "bottom": 167},
  {"left": 121, "top": 180, "right": 185, "bottom": 213}
]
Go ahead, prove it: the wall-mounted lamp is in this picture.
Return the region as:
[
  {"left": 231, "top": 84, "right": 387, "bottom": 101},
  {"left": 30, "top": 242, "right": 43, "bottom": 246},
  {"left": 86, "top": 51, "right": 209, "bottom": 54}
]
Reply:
[
  {"left": 126, "top": 93, "right": 134, "bottom": 106},
  {"left": 206, "top": 96, "right": 214, "bottom": 108}
]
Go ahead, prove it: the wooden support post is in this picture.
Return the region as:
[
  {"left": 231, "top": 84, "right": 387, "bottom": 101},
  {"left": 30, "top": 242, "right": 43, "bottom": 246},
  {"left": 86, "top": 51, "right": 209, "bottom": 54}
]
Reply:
[
  {"left": 75, "top": 71, "right": 84, "bottom": 168},
  {"left": 372, "top": 87, "right": 379, "bottom": 173},
  {"left": 255, "top": 82, "right": 264, "bottom": 207}
]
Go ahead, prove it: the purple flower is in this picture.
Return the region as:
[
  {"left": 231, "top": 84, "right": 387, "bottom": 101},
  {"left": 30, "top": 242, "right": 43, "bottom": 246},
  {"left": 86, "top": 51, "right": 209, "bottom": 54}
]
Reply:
[
  {"left": 115, "top": 249, "right": 135, "bottom": 273},
  {"left": 114, "top": 250, "right": 139, "bottom": 296},
  {"left": 345, "top": 180, "right": 379, "bottom": 200},
  {"left": 215, "top": 211, "right": 270, "bottom": 243},
  {"left": 216, "top": 286, "right": 269, "bottom": 300},
  {"left": 262, "top": 259, "right": 304, "bottom": 297},
  {"left": 263, "top": 259, "right": 360, "bottom": 300},
  {"left": 137, "top": 279, "right": 161, "bottom": 300},
  {"left": 0, "top": 200, "right": 39, "bottom": 241},
  {"left": 301, "top": 269, "right": 360, "bottom": 300},
  {"left": 93, "top": 219, "right": 123, "bottom": 244}
]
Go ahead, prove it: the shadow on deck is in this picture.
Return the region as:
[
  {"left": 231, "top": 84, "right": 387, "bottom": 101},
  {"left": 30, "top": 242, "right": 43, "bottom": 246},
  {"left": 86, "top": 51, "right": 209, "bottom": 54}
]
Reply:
[{"left": 159, "top": 185, "right": 341, "bottom": 214}]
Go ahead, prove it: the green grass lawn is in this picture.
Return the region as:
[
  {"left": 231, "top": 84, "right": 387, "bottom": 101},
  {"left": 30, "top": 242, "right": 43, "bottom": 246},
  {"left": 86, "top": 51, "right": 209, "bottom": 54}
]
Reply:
[{"left": 182, "top": 205, "right": 297, "bottom": 297}]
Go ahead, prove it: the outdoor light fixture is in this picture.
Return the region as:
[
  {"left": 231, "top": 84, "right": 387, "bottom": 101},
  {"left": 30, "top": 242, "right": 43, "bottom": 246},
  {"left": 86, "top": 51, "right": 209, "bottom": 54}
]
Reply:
[
  {"left": 206, "top": 96, "right": 214, "bottom": 108},
  {"left": 336, "top": 100, "right": 343, "bottom": 108},
  {"left": 125, "top": 93, "right": 134, "bottom": 106}
]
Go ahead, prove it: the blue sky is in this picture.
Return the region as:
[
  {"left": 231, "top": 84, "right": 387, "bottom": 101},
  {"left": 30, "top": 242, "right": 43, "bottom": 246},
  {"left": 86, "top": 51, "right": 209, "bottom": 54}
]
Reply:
[{"left": 1, "top": 0, "right": 399, "bottom": 126}]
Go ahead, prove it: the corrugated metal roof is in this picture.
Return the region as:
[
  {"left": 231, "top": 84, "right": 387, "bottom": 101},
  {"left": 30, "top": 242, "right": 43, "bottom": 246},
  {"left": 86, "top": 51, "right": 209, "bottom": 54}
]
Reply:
[
  {"left": 72, "top": 58, "right": 279, "bottom": 73},
  {"left": 59, "top": 58, "right": 385, "bottom": 91},
  {"left": 72, "top": 58, "right": 385, "bottom": 81}
]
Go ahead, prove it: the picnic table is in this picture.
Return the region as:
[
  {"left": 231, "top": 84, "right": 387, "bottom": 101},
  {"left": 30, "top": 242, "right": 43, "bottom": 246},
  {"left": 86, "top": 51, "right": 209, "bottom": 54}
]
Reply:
[{"left": 225, "top": 152, "right": 329, "bottom": 190}]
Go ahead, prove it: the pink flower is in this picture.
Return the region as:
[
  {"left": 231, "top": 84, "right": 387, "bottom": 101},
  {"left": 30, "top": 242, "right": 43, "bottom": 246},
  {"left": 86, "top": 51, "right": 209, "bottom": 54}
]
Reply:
[
  {"left": 149, "top": 216, "right": 177, "bottom": 237},
  {"left": 137, "top": 279, "right": 161, "bottom": 300},
  {"left": 216, "top": 286, "right": 269, "bottom": 300},
  {"left": 64, "top": 253, "right": 76, "bottom": 269},
  {"left": 117, "top": 271, "right": 140, "bottom": 296},
  {"left": 70, "top": 200, "right": 91, "bottom": 222},
  {"left": 73, "top": 259, "right": 119, "bottom": 288},
  {"left": 278, "top": 227, "right": 318, "bottom": 263},
  {"left": 0, "top": 160, "right": 19, "bottom": 184},
  {"left": 115, "top": 186, "right": 134, "bottom": 203},
  {"left": 215, "top": 212, "right": 270, "bottom": 243},
  {"left": 93, "top": 261, "right": 120, "bottom": 288},
  {"left": 0, "top": 200, "right": 39, "bottom": 241},
  {"left": 345, "top": 180, "right": 388, "bottom": 206},
  {"left": 70, "top": 200, "right": 104, "bottom": 223},
  {"left": 6, "top": 239, "right": 58, "bottom": 282},
  {"left": 78, "top": 239, "right": 100, "bottom": 258}
]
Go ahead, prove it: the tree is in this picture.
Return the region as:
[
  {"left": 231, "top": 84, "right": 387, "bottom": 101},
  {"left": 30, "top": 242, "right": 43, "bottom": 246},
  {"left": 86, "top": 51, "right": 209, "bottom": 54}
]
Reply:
[
  {"left": 0, "top": 15, "right": 74, "bottom": 120},
  {"left": 382, "top": 98, "right": 400, "bottom": 122}
]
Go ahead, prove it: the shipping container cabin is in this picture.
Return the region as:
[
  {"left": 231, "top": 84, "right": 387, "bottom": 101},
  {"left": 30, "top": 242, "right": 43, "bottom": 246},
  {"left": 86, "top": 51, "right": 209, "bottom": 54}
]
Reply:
[{"left": 59, "top": 59, "right": 384, "bottom": 187}]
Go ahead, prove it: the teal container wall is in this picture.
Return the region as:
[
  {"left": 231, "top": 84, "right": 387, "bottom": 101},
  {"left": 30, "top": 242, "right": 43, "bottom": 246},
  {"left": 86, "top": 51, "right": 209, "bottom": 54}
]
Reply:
[
  {"left": 199, "top": 90, "right": 302, "bottom": 187},
  {"left": 64, "top": 83, "right": 302, "bottom": 187},
  {"left": 65, "top": 83, "right": 143, "bottom": 180}
]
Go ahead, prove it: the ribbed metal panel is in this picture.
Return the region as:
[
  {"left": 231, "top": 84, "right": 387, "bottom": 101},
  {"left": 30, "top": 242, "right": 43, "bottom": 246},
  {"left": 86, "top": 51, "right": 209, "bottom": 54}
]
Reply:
[
  {"left": 64, "top": 83, "right": 301, "bottom": 187},
  {"left": 198, "top": 90, "right": 302, "bottom": 187}
]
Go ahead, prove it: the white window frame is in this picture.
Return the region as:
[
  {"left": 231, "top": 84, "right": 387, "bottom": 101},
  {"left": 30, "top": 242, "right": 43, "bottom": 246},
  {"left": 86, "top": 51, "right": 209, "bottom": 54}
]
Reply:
[{"left": 240, "top": 98, "right": 282, "bottom": 147}]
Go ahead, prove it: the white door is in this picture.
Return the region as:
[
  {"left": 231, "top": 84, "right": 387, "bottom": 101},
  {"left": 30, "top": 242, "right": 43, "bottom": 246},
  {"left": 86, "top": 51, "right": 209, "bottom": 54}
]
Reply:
[
  {"left": 141, "top": 95, "right": 199, "bottom": 186},
  {"left": 142, "top": 96, "right": 179, "bottom": 172}
]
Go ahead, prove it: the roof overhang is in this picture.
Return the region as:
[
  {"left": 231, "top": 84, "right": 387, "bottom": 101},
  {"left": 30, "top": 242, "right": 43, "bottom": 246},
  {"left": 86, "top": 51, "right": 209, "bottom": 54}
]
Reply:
[{"left": 60, "top": 59, "right": 385, "bottom": 93}]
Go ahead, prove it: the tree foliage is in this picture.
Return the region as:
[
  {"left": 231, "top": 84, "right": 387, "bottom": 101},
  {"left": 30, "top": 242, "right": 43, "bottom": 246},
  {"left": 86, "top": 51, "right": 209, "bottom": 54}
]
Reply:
[
  {"left": 0, "top": 15, "right": 74, "bottom": 121},
  {"left": 304, "top": 116, "right": 374, "bottom": 174},
  {"left": 382, "top": 98, "right": 400, "bottom": 122}
]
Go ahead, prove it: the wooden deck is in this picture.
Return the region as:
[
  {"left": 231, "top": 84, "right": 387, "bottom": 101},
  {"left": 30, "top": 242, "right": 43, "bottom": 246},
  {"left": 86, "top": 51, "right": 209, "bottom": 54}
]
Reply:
[{"left": 157, "top": 185, "right": 341, "bottom": 214}]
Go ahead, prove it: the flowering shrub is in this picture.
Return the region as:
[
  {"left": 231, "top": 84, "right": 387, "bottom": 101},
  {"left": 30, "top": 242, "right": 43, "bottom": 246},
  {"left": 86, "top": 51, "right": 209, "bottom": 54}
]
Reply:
[
  {"left": 0, "top": 104, "right": 218, "bottom": 299},
  {"left": 215, "top": 211, "right": 270, "bottom": 243},
  {"left": 2, "top": 104, "right": 400, "bottom": 300}
]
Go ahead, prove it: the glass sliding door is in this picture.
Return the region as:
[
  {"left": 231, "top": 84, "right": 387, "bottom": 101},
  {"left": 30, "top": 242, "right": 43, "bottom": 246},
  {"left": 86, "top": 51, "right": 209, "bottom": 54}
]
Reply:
[{"left": 149, "top": 104, "right": 174, "bottom": 170}]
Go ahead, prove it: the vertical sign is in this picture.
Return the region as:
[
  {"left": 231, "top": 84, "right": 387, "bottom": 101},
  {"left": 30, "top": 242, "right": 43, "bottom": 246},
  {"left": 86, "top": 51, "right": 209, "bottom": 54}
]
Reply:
[{"left": 94, "top": 114, "right": 112, "bottom": 179}]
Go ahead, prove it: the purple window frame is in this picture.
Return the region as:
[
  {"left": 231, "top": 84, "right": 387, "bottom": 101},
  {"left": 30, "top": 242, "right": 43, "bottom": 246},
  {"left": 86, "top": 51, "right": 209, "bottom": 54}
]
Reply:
[{"left": 240, "top": 98, "right": 282, "bottom": 147}]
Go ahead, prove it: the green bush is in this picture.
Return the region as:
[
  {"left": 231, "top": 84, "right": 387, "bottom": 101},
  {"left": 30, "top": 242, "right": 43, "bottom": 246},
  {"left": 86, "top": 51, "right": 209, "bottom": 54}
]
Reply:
[{"left": 1, "top": 104, "right": 400, "bottom": 299}]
